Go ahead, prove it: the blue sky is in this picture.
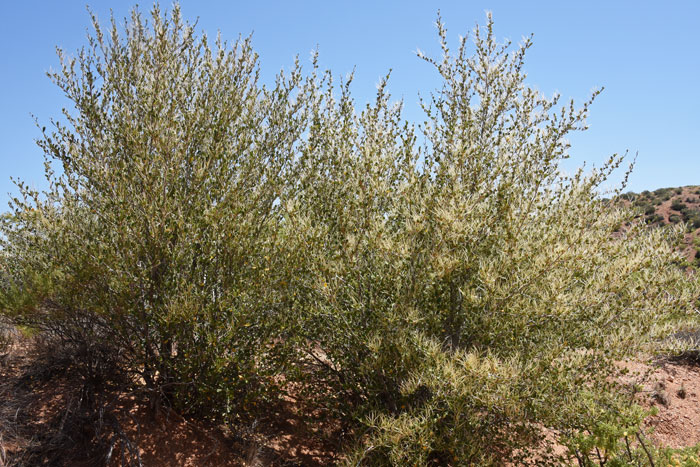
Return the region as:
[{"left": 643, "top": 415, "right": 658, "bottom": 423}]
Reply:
[{"left": 1, "top": 1, "right": 698, "bottom": 210}]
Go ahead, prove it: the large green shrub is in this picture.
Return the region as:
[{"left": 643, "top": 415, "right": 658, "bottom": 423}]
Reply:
[
  {"left": 0, "top": 5, "right": 310, "bottom": 419},
  {"left": 1, "top": 5, "right": 697, "bottom": 465}
]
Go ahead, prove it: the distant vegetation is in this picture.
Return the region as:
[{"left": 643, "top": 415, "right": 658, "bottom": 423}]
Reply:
[
  {"left": 1, "top": 4, "right": 698, "bottom": 466},
  {"left": 619, "top": 186, "right": 700, "bottom": 229},
  {"left": 617, "top": 186, "right": 700, "bottom": 267}
]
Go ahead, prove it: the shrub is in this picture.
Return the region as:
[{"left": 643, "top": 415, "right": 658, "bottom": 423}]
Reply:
[
  {"left": 646, "top": 213, "right": 664, "bottom": 224},
  {"left": 656, "top": 188, "right": 673, "bottom": 202},
  {"left": 672, "top": 200, "right": 687, "bottom": 211},
  {"left": 0, "top": 5, "right": 304, "bottom": 419},
  {"left": 0, "top": 5, "right": 697, "bottom": 465}
]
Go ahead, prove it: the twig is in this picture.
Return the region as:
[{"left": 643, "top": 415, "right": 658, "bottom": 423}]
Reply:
[
  {"left": 635, "top": 432, "right": 655, "bottom": 467},
  {"left": 624, "top": 435, "right": 633, "bottom": 462}
]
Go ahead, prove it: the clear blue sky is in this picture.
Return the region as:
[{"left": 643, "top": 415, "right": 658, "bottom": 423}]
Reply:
[{"left": 1, "top": 1, "right": 698, "bottom": 211}]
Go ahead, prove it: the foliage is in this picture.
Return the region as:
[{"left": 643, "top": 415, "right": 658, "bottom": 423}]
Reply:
[
  {"left": 622, "top": 186, "right": 700, "bottom": 233},
  {"left": 596, "top": 439, "right": 700, "bottom": 467},
  {"left": 655, "top": 444, "right": 700, "bottom": 467},
  {"left": 672, "top": 200, "right": 687, "bottom": 212},
  {"left": 0, "top": 4, "right": 305, "bottom": 419},
  {"left": 1, "top": 5, "right": 698, "bottom": 465}
]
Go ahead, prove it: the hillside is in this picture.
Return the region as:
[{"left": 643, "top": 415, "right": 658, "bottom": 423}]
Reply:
[{"left": 619, "top": 185, "right": 700, "bottom": 265}]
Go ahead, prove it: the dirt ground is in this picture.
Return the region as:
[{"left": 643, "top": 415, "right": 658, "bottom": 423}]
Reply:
[
  {"left": 624, "top": 357, "right": 700, "bottom": 449},
  {"left": 0, "top": 334, "right": 341, "bottom": 467},
  {"left": 4, "top": 334, "right": 700, "bottom": 466}
]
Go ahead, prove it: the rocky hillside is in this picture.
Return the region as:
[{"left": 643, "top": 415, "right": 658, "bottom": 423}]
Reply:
[{"left": 619, "top": 185, "right": 700, "bottom": 265}]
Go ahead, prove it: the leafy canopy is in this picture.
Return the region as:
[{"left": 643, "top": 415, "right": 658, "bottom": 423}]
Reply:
[{"left": 1, "top": 5, "right": 697, "bottom": 465}]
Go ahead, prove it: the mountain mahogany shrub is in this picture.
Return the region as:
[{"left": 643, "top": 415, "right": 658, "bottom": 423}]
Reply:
[
  {"left": 0, "top": 5, "right": 697, "bottom": 463},
  {"left": 0, "top": 5, "right": 312, "bottom": 419},
  {"left": 288, "top": 15, "right": 698, "bottom": 464}
]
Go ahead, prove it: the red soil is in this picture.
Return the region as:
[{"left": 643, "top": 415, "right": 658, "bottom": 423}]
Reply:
[{"left": 4, "top": 336, "right": 700, "bottom": 466}]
